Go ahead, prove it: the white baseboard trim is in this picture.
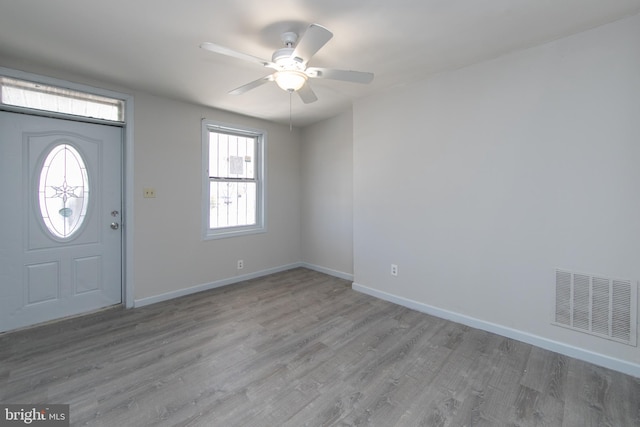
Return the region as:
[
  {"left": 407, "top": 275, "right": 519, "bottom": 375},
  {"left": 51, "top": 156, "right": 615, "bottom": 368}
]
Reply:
[
  {"left": 300, "top": 262, "right": 354, "bottom": 281},
  {"left": 134, "top": 263, "right": 304, "bottom": 308},
  {"left": 352, "top": 282, "right": 640, "bottom": 378},
  {"left": 133, "top": 262, "right": 351, "bottom": 308}
]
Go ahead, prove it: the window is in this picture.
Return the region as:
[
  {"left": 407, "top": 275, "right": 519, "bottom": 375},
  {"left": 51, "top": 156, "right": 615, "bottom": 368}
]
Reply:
[
  {"left": 202, "top": 119, "right": 265, "bottom": 239},
  {"left": 0, "top": 76, "right": 124, "bottom": 122},
  {"left": 38, "top": 144, "right": 90, "bottom": 239}
]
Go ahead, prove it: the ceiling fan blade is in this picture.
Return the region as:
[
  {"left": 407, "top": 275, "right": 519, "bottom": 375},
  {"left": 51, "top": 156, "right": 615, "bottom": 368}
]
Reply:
[
  {"left": 297, "top": 82, "right": 318, "bottom": 104},
  {"left": 200, "top": 42, "right": 278, "bottom": 69},
  {"left": 229, "top": 75, "right": 275, "bottom": 95},
  {"left": 306, "top": 67, "right": 374, "bottom": 84},
  {"left": 291, "top": 24, "right": 333, "bottom": 65}
]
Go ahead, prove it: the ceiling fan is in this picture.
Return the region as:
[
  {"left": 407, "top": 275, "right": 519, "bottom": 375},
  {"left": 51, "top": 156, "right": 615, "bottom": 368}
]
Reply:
[{"left": 200, "top": 23, "right": 374, "bottom": 104}]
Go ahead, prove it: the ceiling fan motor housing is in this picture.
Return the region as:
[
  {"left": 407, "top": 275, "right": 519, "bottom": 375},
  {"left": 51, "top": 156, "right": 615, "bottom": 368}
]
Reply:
[{"left": 272, "top": 47, "right": 304, "bottom": 70}]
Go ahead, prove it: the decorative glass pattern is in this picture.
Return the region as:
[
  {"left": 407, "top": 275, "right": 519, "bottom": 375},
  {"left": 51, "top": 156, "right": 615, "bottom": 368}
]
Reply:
[{"left": 38, "top": 144, "right": 89, "bottom": 238}]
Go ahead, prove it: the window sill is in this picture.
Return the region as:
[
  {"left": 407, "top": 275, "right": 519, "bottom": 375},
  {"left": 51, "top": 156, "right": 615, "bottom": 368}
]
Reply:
[{"left": 203, "top": 225, "right": 266, "bottom": 241}]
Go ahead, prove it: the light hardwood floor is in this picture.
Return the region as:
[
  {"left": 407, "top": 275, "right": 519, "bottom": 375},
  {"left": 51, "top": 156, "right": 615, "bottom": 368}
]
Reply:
[{"left": 1, "top": 268, "right": 639, "bottom": 426}]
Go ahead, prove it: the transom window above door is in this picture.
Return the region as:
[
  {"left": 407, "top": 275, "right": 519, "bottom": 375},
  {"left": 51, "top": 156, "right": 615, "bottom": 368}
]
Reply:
[{"left": 0, "top": 76, "right": 124, "bottom": 122}]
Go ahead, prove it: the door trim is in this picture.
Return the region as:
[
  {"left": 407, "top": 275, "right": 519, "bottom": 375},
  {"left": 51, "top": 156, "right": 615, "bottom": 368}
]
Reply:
[{"left": 1, "top": 66, "right": 135, "bottom": 309}]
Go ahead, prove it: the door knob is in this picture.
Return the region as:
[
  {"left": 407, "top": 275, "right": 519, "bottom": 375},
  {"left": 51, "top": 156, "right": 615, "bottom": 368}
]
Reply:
[{"left": 110, "top": 222, "right": 120, "bottom": 230}]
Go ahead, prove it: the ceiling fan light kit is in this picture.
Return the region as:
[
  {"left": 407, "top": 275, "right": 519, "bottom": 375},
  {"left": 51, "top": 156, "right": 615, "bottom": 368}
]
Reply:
[
  {"left": 274, "top": 70, "right": 307, "bottom": 92},
  {"left": 201, "top": 23, "right": 374, "bottom": 104}
]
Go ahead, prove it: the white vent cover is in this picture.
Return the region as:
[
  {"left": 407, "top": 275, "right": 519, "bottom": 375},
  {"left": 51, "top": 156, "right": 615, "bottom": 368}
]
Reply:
[{"left": 554, "top": 269, "right": 637, "bottom": 346}]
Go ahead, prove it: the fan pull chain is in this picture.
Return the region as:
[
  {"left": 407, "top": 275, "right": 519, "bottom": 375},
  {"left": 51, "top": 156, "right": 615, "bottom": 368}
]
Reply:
[{"left": 289, "top": 90, "right": 293, "bottom": 132}]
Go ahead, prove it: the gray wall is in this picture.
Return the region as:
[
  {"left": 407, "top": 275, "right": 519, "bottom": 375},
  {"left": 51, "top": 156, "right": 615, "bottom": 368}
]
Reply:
[
  {"left": 132, "top": 92, "right": 302, "bottom": 300},
  {"left": 353, "top": 14, "right": 640, "bottom": 369},
  {"left": 300, "top": 109, "right": 353, "bottom": 279}
]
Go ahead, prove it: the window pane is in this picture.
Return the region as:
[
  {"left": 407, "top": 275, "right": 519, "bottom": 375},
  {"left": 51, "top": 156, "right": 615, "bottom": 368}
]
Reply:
[
  {"left": 38, "top": 144, "right": 90, "bottom": 238},
  {"left": 209, "top": 182, "right": 256, "bottom": 228},
  {"left": 208, "top": 131, "right": 255, "bottom": 179},
  {"left": 0, "top": 76, "right": 124, "bottom": 122}
]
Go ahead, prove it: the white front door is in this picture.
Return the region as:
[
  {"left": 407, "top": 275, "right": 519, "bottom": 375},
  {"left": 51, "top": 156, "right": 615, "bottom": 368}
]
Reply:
[{"left": 0, "top": 112, "right": 122, "bottom": 332}]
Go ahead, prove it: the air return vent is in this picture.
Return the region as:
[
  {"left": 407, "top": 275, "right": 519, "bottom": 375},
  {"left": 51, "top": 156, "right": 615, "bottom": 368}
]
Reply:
[{"left": 554, "top": 269, "right": 637, "bottom": 346}]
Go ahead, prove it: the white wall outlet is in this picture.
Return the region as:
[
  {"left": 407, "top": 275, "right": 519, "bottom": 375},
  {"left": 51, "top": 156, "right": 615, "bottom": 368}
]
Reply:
[
  {"left": 391, "top": 264, "right": 398, "bottom": 276},
  {"left": 237, "top": 259, "right": 244, "bottom": 270},
  {"left": 143, "top": 188, "right": 156, "bottom": 198}
]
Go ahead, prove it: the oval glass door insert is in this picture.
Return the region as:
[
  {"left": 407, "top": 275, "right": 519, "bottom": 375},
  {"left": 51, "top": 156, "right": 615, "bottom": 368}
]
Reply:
[{"left": 38, "top": 143, "right": 90, "bottom": 239}]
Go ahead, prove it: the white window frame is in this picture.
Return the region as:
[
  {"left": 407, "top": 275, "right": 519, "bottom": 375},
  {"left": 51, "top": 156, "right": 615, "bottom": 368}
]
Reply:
[{"left": 202, "top": 119, "right": 266, "bottom": 240}]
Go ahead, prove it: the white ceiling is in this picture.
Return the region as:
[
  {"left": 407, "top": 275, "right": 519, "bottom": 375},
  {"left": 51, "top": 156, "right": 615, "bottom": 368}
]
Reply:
[{"left": 0, "top": 0, "right": 639, "bottom": 127}]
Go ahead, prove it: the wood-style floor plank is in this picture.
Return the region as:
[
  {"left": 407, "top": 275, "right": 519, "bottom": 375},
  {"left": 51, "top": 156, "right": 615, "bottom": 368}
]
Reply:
[{"left": 1, "top": 268, "right": 639, "bottom": 426}]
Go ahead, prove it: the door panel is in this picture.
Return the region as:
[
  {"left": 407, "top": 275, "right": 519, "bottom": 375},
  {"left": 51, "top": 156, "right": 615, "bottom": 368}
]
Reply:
[{"left": 0, "top": 112, "right": 122, "bottom": 332}]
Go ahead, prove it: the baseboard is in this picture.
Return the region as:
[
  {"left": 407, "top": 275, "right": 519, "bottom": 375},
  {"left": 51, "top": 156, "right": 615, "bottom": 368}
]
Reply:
[
  {"left": 134, "top": 262, "right": 352, "bottom": 308},
  {"left": 134, "top": 263, "right": 304, "bottom": 308},
  {"left": 352, "top": 282, "right": 640, "bottom": 378},
  {"left": 300, "top": 262, "right": 354, "bottom": 281}
]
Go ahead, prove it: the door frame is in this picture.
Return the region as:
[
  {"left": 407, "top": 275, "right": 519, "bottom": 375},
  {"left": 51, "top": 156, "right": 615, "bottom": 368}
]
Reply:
[{"left": 0, "top": 66, "right": 135, "bottom": 309}]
